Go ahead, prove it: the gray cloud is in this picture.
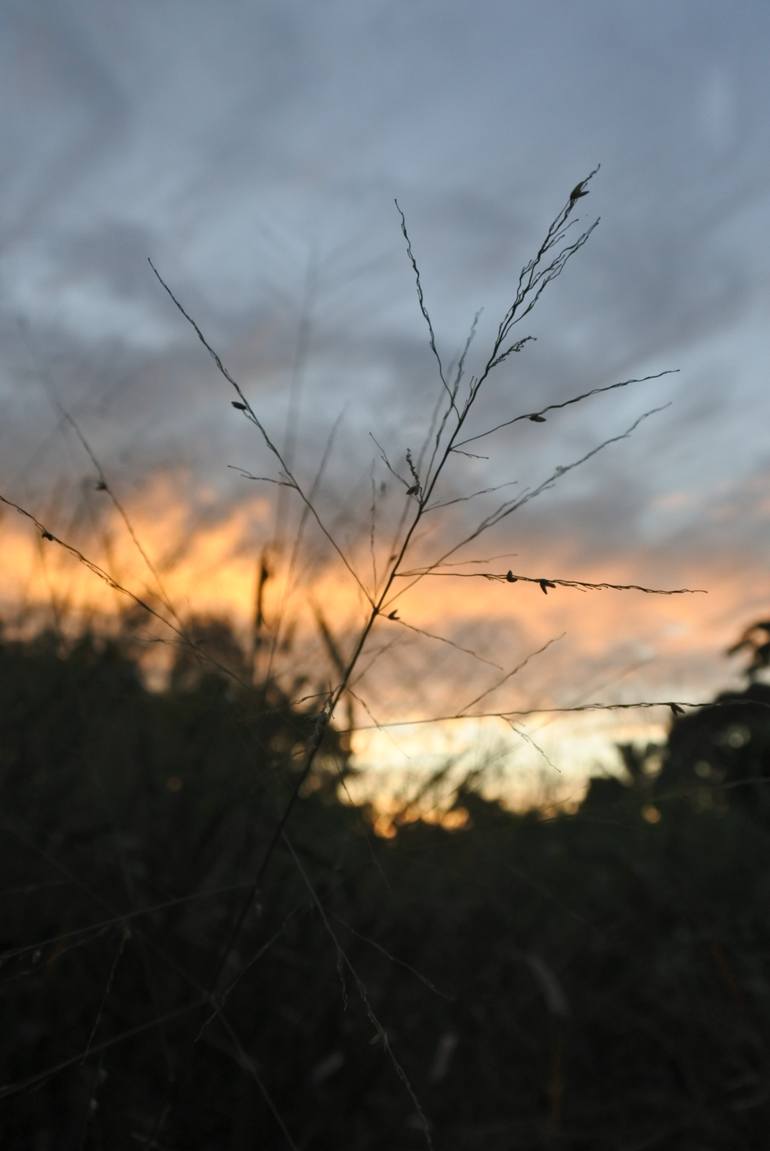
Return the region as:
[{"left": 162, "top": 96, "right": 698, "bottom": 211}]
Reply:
[{"left": 2, "top": 0, "right": 770, "bottom": 688}]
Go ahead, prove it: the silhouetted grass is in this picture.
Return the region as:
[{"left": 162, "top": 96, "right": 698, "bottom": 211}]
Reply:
[
  {"left": 2, "top": 172, "right": 766, "bottom": 1149},
  {"left": 1, "top": 626, "right": 769, "bottom": 1148}
]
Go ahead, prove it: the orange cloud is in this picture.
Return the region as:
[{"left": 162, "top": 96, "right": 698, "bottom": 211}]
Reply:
[{"left": 1, "top": 473, "right": 765, "bottom": 812}]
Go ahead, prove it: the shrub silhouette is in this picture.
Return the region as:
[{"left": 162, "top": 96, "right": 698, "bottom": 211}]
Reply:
[
  {"left": 656, "top": 620, "right": 770, "bottom": 818},
  {"left": 3, "top": 622, "right": 770, "bottom": 1148}
]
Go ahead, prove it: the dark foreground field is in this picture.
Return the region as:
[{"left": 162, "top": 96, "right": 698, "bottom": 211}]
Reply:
[{"left": 2, "top": 624, "right": 769, "bottom": 1150}]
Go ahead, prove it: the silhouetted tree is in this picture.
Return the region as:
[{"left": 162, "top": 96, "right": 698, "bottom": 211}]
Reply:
[
  {"left": 727, "top": 618, "right": 770, "bottom": 680},
  {"left": 655, "top": 619, "right": 770, "bottom": 818},
  {"left": 169, "top": 613, "right": 252, "bottom": 692}
]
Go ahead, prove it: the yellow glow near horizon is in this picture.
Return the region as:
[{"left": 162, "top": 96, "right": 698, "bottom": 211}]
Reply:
[{"left": 0, "top": 476, "right": 757, "bottom": 812}]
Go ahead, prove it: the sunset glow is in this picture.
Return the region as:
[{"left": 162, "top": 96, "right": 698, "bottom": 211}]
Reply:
[
  {"left": 3, "top": 1, "right": 770, "bottom": 820},
  {"left": 2, "top": 458, "right": 761, "bottom": 813}
]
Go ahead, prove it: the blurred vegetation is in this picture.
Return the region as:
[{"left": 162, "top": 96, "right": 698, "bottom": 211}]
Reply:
[{"left": 1, "top": 617, "right": 769, "bottom": 1149}]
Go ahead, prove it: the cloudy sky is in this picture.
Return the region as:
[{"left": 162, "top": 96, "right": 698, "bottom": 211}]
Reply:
[{"left": 2, "top": 0, "right": 769, "bottom": 796}]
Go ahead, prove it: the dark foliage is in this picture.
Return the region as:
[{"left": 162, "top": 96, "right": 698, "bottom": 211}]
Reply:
[
  {"left": 657, "top": 681, "right": 770, "bottom": 817},
  {"left": 1, "top": 623, "right": 770, "bottom": 1150}
]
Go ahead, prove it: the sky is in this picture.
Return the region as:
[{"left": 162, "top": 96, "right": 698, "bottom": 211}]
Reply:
[{"left": 1, "top": 0, "right": 769, "bottom": 804}]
